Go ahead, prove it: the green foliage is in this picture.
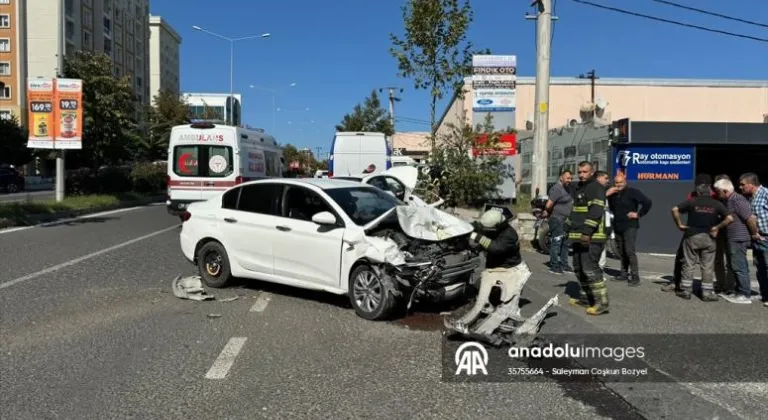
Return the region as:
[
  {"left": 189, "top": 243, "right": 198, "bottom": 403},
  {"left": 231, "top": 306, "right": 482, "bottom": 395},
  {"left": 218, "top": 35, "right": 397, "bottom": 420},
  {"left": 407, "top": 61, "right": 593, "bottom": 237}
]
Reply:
[
  {"left": 63, "top": 50, "right": 137, "bottom": 169},
  {"left": 390, "top": 0, "right": 489, "bottom": 138},
  {"left": 138, "top": 90, "right": 190, "bottom": 161},
  {"left": 0, "top": 115, "right": 33, "bottom": 166},
  {"left": 335, "top": 90, "right": 394, "bottom": 136},
  {"left": 130, "top": 162, "right": 168, "bottom": 193},
  {"left": 424, "top": 113, "right": 513, "bottom": 207},
  {"left": 65, "top": 163, "right": 166, "bottom": 196}
]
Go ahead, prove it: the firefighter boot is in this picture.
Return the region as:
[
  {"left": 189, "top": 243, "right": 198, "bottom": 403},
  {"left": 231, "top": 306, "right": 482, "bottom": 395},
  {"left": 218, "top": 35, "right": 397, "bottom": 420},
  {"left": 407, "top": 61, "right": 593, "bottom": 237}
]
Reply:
[
  {"left": 569, "top": 285, "right": 590, "bottom": 308},
  {"left": 586, "top": 279, "right": 610, "bottom": 315}
]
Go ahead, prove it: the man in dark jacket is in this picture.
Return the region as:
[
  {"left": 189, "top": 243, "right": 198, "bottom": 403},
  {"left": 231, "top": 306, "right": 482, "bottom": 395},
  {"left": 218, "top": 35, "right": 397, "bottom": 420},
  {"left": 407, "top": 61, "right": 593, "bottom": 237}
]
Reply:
[
  {"left": 565, "top": 161, "right": 610, "bottom": 315},
  {"left": 607, "top": 173, "right": 652, "bottom": 286},
  {"left": 446, "top": 207, "right": 530, "bottom": 338}
]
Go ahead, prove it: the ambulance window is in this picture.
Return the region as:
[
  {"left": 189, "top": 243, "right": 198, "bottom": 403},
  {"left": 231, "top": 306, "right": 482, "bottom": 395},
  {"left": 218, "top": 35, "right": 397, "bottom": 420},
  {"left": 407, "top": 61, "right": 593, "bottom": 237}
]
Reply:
[
  {"left": 172, "top": 145, "right": 233, "bottom": 177},
  {"left": 173, "top": 146, "right": 199, "bottom": 176},
  {"left": 207, "top": 146, "right": 234, "bottom": 178}
]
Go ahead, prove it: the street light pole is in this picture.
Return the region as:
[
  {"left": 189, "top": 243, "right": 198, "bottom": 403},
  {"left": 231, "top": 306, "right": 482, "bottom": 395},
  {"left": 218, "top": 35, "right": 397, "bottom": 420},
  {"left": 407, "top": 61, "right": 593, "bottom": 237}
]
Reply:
[
  {"left": 249, "top": 83, "right": 295, "bottom": 133},
  {"left": 192, "top": 26, "right": 270, "bottom": 126}
]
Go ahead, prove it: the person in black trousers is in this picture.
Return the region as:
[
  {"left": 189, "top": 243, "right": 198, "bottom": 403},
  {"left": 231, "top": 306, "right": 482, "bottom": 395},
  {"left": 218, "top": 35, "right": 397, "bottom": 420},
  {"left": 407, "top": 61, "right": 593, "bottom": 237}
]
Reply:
[
  {"left": 662, "top": 173, "right": 716, "bottom": 292},
  {"left": 607, "top": 173, "right": 652, "bottom": 286}
]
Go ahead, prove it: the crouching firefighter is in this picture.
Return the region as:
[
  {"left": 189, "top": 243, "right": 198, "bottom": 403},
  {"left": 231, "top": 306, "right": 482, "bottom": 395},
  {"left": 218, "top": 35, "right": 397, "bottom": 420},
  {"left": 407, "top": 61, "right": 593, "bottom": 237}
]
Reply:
[
  {"left": 444, "top": 206, "right": 558, "bottom": 346},
  {"left": 566, "top": 161, "right": 611, "bottom": 315}
]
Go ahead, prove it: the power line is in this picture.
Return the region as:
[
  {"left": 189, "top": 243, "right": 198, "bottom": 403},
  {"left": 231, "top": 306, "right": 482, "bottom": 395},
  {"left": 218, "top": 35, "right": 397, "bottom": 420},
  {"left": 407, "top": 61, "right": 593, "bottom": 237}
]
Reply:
[
  {"left": 650, "top": 0, "right": 768, "bottom": 29},
  {"left": 571, "top": 0, "right": 768, "bottom": 43}
]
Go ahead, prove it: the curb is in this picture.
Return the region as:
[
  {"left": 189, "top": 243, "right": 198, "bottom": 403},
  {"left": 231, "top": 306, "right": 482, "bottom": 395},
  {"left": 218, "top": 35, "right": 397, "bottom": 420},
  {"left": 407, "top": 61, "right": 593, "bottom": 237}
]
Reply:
[{"left": 0, "top": 195, "right": 166, "bottom": 229}]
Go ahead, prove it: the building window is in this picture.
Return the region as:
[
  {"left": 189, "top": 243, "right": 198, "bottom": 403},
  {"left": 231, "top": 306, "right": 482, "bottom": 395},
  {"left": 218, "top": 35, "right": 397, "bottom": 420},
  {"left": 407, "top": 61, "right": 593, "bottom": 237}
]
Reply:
[
  {"left": 104, "top": 38, "right": 112, "bottom": 55},
  {"left": 0, "top": 0, "right": 10, "bottom": 5},
  {"left": 115, "top": 47, "right": 122, "bottom": 63},
  {"left": 0, "top": 14, "right": 10, "bottom": 29},
  {"left": 114, "top": 66, "right": 121, "bottom": 77},
  {"left": 65, "top": 0, "right": 74, "bottom": 17},
  {"left": 126, "top": 56, "right": 133, "bottom": 70},
  {"left": 83, "top": 30, "right": 92, "bottom": 49},
  {"left": 1, "top": 38, "right": 11, "bottom": 52},
  {"left": 115, "top": 27, "right": 122, "bottom": 43},
  {"left": 0, "top": 110, "right": 11, "bottom": 120},
  {"left": 104, "top": 17, "right": 112, "bottom": 36},
  {"left": 65, "top": 42, "right": 75, "bottom": 56},
  {"left": 0, "top": 83, "right": 11, "bottom": 100},
  {"left": 65, "top": 20, "right": 75, "bottom": 40},
  {"left": 83, "top": 0, "right": 91, "bottom": 6},
  {"left": 83, "top": 9, "right": 92, "bottom": 28},
  {"left": 136, "top": 76, "right": 142, "bottom": 88},
  {"left": 0, "top": 62, "right": 9, "bottom": 75}
]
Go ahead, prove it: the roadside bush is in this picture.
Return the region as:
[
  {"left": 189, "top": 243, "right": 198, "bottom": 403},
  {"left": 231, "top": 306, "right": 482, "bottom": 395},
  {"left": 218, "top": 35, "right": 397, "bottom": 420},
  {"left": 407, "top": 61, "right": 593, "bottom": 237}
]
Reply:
[
  {"left": 95, "top": 166, "right": 133, "bottom": 194},
  {"left": 131, "top": 162, "right": 166, "bottom": 193}
]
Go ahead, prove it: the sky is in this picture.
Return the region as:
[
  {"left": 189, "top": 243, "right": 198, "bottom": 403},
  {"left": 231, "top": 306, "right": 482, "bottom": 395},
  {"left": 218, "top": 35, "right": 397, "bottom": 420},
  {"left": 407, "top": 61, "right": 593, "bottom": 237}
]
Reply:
[{"left": 150, "top": 0, "right": 768, "bottom": 157}]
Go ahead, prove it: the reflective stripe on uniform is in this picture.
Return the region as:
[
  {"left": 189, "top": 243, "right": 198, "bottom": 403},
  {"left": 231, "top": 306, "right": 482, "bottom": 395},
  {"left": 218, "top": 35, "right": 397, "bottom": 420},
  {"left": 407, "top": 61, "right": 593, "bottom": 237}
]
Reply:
[
  {"left": 585, "top": 219, "right": 598, "bottom": 227},
  {"left": 589, "top": 199, "right": 605, "bottom": 207},
  {"left": 572, "top": 206, "right": 589, "bottom": 212}
]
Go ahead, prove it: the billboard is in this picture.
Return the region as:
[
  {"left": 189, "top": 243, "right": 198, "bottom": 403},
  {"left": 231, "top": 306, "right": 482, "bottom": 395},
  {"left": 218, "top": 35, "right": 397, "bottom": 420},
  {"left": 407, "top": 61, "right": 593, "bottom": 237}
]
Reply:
[
  {"left": 472, "top": 55, "right": 516, "bottom": 112},
  {"left": 613, "top": 145, "right": 694, "bottom": 181},
  {"left": 26, "top": 77, "right": 84, "bottom": 149},
  {"left": 472, "top": 133, "right": 517, "bottom": 157}
]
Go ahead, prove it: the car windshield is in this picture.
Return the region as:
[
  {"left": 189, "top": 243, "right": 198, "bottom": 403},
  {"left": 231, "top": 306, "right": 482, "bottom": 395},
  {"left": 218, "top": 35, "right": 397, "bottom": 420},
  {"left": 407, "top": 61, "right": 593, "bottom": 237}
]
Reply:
[{"left": 324, "top": 186, "right": 403, "bottom": 226}]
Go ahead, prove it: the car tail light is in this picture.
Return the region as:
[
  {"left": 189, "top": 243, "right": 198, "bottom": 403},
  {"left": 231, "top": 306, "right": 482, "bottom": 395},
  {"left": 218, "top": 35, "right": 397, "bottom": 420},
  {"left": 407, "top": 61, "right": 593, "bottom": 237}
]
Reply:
[
  {"left": 235, "top": 176, "right": 244, "bottom": 185},
  {"left": 328, "top": 171, "right": 333, "bottom": 177},
  {"left": 180, "top": 211, "right": 191, "bottom": 222}
]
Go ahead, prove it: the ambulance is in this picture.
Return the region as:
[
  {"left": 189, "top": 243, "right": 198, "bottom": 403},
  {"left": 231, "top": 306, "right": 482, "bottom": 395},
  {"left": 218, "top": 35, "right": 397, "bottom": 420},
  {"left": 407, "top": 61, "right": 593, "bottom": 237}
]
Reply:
[{"left": 166, "top": 122, "right": 285, "bottom": 218}]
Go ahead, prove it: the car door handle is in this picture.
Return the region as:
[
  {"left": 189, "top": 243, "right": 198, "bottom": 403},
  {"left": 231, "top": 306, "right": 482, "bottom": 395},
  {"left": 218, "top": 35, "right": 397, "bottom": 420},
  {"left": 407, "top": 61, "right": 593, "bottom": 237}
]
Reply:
[
  {"left": 276, "top": 225, "right": 291, "bottom": 232},
  {"left": 223, "top": 217, "right": 237, "bottom": 223}
]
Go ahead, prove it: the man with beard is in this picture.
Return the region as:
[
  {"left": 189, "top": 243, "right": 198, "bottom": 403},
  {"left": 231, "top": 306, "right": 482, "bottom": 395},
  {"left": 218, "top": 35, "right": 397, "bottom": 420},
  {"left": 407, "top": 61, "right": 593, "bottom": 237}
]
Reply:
[{"left": 566, "top": 162, "right": 610, "bottom": 315}]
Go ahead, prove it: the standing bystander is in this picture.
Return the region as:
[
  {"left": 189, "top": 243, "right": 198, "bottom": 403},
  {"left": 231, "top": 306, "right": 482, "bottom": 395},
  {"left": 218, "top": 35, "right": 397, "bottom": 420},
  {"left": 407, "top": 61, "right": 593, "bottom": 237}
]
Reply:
[
  {"left": 714, "top": 178, "right": 758, "bottom": 304},
  {"left": 607, "top": 173, "right": 652, "bottom": 286},
  {"left": 544, "top": 170, "right": 574, "bottom": 274},
  {"left": 594, "top": 172, "right": 612, "bottom": 279},
  {"left": 738, "top": 173, "right": 768, "bottom": 307},
  {"left": 713, "top": 174, "right": 735, "bottom": 294},
  {"left": 670, "top": 184, "right": 733, "bottom": 301}
]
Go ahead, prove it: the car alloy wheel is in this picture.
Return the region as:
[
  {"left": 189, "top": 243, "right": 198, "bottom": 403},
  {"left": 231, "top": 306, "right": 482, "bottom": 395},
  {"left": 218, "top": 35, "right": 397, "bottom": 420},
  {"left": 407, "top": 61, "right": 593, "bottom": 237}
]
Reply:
[
  {"left": 353, "top": 270, "right": 383, "bottom": 314},
  {"left": 6, "top": 183, "right": 19, "bottom": 193},
  {"left": 204, "top": 252, "right": 223, "bottom": 277}
]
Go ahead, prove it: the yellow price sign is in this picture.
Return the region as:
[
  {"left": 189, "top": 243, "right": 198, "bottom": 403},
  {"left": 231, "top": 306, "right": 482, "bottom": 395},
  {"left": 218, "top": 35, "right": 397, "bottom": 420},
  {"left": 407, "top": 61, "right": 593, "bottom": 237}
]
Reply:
[{"left": 539, "top": 102, "right": 548, "bottom": 113}]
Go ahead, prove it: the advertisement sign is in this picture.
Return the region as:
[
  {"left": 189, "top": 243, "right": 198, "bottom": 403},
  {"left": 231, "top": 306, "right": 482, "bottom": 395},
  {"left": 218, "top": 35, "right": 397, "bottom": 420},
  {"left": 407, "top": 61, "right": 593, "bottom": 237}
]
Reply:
[
  {"left": 26, "top": 77, "right": 84, "bottom": 149},
  {"left": 472, "top": 133, "right": 517, "bottom": 157},
  {"left": 472, "top": 55, "right": 516, "bottom": 112},
  {"left": 26, "top": 78, "right": 56, "bottom": 148},
  {"left": 54, "top": 78, "right": 83, "bottom": 149},
  {"left": 613, "top": 145, "right": 694, "bottom": 181}
]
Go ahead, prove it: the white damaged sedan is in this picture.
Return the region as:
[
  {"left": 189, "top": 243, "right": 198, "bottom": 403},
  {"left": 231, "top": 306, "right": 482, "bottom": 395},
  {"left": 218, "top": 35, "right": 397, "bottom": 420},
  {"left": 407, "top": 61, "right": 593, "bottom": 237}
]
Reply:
[{"left": 179, "top": 178, "right": 483, "bottom": 320}]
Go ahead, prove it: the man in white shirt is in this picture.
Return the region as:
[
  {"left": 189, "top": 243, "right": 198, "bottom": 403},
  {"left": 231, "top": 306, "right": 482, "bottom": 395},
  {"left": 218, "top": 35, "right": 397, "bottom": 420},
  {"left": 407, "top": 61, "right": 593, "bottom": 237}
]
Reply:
[{"left": 595, "top": 172, "right": 612, "bottom": 279}]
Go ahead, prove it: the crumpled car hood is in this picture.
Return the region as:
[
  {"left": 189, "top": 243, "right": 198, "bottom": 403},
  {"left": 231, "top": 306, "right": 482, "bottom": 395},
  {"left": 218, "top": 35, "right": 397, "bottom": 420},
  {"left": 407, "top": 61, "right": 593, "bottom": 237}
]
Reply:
[{"left": 358, "top": 205, "right": 474, "bottom": 265}]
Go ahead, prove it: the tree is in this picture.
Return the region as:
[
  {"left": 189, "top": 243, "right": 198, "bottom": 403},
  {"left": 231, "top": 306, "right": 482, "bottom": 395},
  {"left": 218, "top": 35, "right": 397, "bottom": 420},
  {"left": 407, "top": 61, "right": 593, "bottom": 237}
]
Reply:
[
  {"left": 63, "top": 50, "right": 137, "bottom": 169},
  {"left": 335, "top": 90, "right": 394, "bottom": 136},
  {"left": 425, "top": 112, "right": 512, "bottom": 207},
  {"left": 0, "top": 115, "right": 33, "bottom": 166},
  {"left": 390, "top": 0, "right": 487, "bottom": 148},
  {"left": 138, "top": 90, "right": 191, "bottom": 161}
]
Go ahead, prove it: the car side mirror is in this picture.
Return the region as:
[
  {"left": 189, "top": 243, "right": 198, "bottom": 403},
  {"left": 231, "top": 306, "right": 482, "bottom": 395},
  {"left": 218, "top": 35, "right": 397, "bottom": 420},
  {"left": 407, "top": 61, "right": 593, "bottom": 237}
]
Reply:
[{"left": 311, "top": 211, "right": 337, "bottom": 226}]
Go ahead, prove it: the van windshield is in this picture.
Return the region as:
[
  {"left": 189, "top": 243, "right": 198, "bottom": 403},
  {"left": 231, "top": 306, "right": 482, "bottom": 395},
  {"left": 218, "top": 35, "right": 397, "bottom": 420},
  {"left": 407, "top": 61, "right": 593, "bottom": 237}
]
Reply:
[{"left": 173, "top": 145, "right": 234, "bottom": 177}]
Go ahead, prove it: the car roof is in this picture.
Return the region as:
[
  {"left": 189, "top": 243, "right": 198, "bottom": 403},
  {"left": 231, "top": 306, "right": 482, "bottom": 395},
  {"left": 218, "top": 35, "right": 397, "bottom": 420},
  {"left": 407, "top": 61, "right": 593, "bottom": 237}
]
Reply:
[{"left": 241, "top": 177, "right": 367, "bottom": 190}]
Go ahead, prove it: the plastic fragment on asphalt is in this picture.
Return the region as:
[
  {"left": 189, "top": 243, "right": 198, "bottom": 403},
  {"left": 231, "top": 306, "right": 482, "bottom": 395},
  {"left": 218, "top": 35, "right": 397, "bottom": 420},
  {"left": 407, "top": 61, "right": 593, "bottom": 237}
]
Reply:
[
  {"left": 171, "top": 275, "right": 215, "bottom": 301},
  {"left": 217, "top": 296, "right": 239, "bottom": 302},
  {"left": 207, "top": 313, "right": 223, "bottom": 318}
]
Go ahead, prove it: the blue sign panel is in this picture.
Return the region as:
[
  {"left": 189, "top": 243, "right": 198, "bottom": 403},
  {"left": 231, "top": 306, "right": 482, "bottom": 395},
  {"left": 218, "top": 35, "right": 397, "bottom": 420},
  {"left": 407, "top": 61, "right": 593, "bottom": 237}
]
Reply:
[{"left": 613, "top": 145, "right": 694, "bottom": 181}]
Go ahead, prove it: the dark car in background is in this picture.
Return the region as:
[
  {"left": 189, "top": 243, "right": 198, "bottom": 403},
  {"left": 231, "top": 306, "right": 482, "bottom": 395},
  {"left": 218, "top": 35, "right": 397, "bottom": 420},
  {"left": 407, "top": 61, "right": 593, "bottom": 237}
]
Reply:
[{"left": 0, "top": 167, "right": 25, "bottom": 193}]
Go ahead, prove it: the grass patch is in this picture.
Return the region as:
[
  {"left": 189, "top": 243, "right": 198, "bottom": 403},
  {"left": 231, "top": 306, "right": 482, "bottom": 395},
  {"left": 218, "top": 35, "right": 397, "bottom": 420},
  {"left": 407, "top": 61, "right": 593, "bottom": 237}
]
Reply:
[{"left": 0, "top": 192, "right": 157, "bottom": 227}]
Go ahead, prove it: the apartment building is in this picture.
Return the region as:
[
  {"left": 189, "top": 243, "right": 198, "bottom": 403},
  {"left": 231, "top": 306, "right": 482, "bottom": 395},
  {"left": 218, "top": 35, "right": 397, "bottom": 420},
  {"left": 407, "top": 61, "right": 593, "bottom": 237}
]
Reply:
[
  {"left": 0, "top": 0, "right": 27, "bottom": 122},
  {"left": 26, "top": 0, "right": 151, "bottom": 105},
  {"left": 148, "top": 14, "right": 181, "bottom": 101}
]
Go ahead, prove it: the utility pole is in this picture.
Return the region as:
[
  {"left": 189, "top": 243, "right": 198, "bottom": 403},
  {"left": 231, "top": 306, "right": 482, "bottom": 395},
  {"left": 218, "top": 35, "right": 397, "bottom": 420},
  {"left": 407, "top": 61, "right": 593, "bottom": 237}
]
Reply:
[
  {"left": 379, "top": 87, "right": 402, "bottom": 131},
  {"left": 526, "top": 0, "right": 555, "bottom": 197},
  {"left": 578, "top": 69, "right": 599, "bottom": 105},
  {"left": 55, "top": 0, "right": 66, "bottom": 202}
]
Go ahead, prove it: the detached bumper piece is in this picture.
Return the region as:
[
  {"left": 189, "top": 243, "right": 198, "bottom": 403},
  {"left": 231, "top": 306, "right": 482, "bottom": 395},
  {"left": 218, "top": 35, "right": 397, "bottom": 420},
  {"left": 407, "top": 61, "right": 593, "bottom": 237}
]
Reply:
[{"left": 443, "top": 263, "right": 559, "bottom": 347}]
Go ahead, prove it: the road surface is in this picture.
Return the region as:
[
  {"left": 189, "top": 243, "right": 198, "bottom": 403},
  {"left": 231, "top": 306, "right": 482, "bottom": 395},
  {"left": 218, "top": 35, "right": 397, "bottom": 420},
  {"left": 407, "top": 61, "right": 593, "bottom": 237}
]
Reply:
[
  {"left": 1, "top": 205, "right": 765, "bottom": 419},
  {"left": 0, "top": 190, "right": 54, "bottom": 204}
]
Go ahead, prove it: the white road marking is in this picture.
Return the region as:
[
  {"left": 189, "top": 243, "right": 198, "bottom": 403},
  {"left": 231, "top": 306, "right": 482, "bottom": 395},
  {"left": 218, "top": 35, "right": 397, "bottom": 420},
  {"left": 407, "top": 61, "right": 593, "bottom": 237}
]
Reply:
[
  {"left": 0, "top": 203, "right": 165, "bottom": 235},
  {"left": 249, "top": 292, "right": 272, "bottom": 312},
  {"left": 0, "top": 225, "right": 178, "bottom": 290},
  {"left": 205, "top": 337, "right": 247, "bottom": 379}
]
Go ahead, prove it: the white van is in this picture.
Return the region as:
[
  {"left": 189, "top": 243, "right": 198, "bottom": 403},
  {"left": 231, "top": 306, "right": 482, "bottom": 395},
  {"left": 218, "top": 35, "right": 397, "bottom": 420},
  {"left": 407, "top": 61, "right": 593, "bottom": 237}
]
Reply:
[
  {"left": 166, "top": 123, "right": 284, "bottom": 217},
  {"left": 391, "top": 156, "right": 417, "bottom": 167},
  {"left": 328, "top": 132, "right": 391, "bottom": 177}
]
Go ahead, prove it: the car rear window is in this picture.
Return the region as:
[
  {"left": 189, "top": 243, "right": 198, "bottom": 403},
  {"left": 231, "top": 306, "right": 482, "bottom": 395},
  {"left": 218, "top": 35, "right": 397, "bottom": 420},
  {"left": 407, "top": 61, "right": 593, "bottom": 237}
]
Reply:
[{"left": 173, "top": 145, "right": 233, "bottom": 177}]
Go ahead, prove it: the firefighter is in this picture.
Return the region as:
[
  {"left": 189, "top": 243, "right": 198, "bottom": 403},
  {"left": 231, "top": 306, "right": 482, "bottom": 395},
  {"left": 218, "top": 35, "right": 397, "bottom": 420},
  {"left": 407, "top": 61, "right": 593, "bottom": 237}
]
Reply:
[
  {"left": 565, "top": 161, "right": 610, "bottom": 315},
  {"left": 447, "top": 206, "right": 529, "bottom": 334}
]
